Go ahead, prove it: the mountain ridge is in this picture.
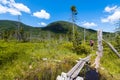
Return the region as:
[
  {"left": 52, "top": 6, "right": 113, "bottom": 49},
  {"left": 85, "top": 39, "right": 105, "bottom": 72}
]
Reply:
[{"left": 0, "top": 20, "right": 97, "bottom": 33}]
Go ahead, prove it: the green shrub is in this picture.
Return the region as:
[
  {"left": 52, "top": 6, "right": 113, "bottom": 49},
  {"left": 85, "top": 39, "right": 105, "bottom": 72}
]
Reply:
[
  {"left": 61, "top": 42, "right": 73, "bottom": 50},
  {"left": 73, "top": 43, "right": 91, "bottom": 55}
]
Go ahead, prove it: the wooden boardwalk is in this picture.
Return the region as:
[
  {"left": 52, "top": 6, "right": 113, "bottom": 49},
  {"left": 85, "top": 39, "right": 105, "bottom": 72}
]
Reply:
[
  {"left": 67, "top": 55, "right": 91, "bottom": 80},
  {"left": 103, "top": 39, "right": 120, "bottom": 58},
  {"left": 56, "top": 55, "right": 90, "bottom": 80}
]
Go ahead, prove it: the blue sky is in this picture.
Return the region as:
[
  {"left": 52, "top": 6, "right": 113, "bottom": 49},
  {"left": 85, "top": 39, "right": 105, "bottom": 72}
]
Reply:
[{"left": 0, "top": 0, "right": 120, "bottom": 32}]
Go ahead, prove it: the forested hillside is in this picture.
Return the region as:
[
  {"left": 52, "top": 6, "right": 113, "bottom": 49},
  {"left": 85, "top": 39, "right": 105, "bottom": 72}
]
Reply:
[{"left": 0, "top": 20, "right": 114, "bottom": 41}]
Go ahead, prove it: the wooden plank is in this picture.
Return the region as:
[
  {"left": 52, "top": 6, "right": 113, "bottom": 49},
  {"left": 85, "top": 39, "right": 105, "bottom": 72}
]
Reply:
[
  {"left": 67, "top": 60, "right": 83, "bottom": 77},
  {"left": 67, "top": 55, "right": 90, "bottom": 79},
  {"left": 56, "top": 55, "right": 90, "bottom": 80},
  {"left": 71, "top": 61, "right": 85, "bottom": 79},
  {"left": 103, "top": 39, "right": 120, "bottom": 58}
]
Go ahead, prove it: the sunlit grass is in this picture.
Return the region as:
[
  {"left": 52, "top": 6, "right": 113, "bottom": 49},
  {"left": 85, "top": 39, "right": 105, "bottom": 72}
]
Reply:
[
  {"left": 0, "top": 40, "right": 120, "bottom": 80},
  {"left": 0, "top": 40, "right": 81, "bottom": 80}
]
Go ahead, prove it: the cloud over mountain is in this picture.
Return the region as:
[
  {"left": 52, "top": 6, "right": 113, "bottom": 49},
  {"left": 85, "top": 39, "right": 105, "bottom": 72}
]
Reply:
[
  {"left": 101, "top": 5, "right": 120, "bottom": 23},
  {"left": 38, "top": 22, "right": 47, "bottom": 26},
  {"left": 82, "top": 22, "right": 97, "bottom": 28},
  {"left": 33, "top": 9, "right": 50, "bottom": 19},
  {"left": 0, "top": 0, "right": 30, "bottom": 15}
]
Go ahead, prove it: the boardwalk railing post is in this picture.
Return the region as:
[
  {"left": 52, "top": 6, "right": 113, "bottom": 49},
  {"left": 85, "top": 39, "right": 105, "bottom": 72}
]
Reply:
[
  {"left": 92, "top": 30, "right": 103, "bottom": 70},
  {"left": 98, "top": 30, "right": 103, "bottom": 57}
]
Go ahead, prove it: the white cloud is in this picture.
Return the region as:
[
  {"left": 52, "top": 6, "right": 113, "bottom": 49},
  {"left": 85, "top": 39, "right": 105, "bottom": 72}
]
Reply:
[
  {"left": 101, "top": 5, "right": 120, "bottom": 23},
  {"left": 0, "top": 4, "right": 7, "bottom": 14},
  {"left": 102, "top": 11, "right": 120, "bottom": 23},
  {"left": 101, "top": 18, "right": 108, "bottom": 23},
  {"left": 0, "top": 4, "right": 21, "bottom": 15},
  {"left": 12, "top": 3, "right": 30, "bottom": 13},
  {"left": 105, "top": 5, "right": 117, "bottom": 13},
  {"left": 8, "top": 8, "right": 21, "bottom": 15},
  {"left": 33, "top": 10, "right": 50, "bottom": 19},
  {"left": 0, "top": 0, "right": 30, "bottom": 15},
  {"left": 0, "top": 0, "right": 9, "bottom": 5},
  {"left": 82, "top": 22, "right": 97, "bottom": 28},
  {"left": 38, "top": 22, "right": 47, "bottom": 26}
]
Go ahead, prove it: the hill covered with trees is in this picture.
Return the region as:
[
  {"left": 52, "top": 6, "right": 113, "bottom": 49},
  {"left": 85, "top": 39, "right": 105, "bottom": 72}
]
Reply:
[{"left": 0, "top": 20, "right": 101, "bottom": 41}]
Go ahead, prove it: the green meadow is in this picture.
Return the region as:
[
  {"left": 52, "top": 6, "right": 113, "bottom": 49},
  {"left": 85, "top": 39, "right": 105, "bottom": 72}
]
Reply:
[{"left": 0, "top": 39, "right": 120, "bottom": 80}]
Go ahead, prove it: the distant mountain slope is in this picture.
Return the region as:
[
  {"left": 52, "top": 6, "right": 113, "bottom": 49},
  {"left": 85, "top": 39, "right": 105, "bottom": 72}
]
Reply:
[
  {"left": 42, "top": 21, "right": 75, "bottom": 33},
  {"left": 0, "top": 20, "right": 114, "bottom": 40},
  {"left": 42, "top": 21, "right": 96, "bottom": 33},
  {"left": 0, "top": 20, "right": 34, "bottom": 31},
  {"left": 0, "top": 20, "right": 99, "bottom": 40},
  {"left": 0, "top": 20, "right": 97, "bottom": 34},
  {"left": 0, "top": 20, "right": 43, "bottom": 37}
]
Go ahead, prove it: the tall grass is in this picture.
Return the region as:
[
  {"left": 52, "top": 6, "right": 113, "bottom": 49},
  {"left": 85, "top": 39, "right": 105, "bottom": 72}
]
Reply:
[
  {"left": 0, "top": 40, "right": 120, "bottom": 80},
  {"left": 0, "top": 40, "right": 81, "bottom": 80},
  {"left": 99, "top": 42, "right": 120, "bottom": 80}
]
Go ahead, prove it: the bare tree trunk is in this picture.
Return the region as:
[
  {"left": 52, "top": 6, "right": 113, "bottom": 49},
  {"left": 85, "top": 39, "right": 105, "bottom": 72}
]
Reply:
[{"left": 92, "top": 30, "right": 103, "bottom": 70}]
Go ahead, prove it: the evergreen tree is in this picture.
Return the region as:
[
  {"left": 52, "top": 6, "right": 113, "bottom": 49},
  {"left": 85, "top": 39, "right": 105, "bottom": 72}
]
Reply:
[
  {"left": 73, "top": 29, "right": 83, "bottom": 54},
  {"left": 70, "top": 5, "right": 78, "bottom": 40}
]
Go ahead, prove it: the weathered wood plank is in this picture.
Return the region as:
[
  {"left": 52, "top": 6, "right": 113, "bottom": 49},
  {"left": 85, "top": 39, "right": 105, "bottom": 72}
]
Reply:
[
  {"left": 67, "top": 60, "right": 83, "bottom": 78},
  {"left": 67, "top": 55, "right": 90, "bottom": 79},
  {"left": 103, "top": 39, "right": 120, "bottom": 58},
  {"left": 71, "top": 61, "right": 85, "bottom": 79}
]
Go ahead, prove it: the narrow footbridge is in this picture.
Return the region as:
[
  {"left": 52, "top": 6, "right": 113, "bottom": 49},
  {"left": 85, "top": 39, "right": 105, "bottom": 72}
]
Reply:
[
  {"left": 67, "top": 55, "right": 90, "bottom": 80},
  {"left": 56, "top": 55, "right": 91, "bottom": 80}
]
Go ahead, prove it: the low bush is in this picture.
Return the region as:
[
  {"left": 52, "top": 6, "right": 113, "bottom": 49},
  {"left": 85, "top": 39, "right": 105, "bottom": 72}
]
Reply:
[{"left": 73, "top": 43, "right": 91, "bottom": 55}]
